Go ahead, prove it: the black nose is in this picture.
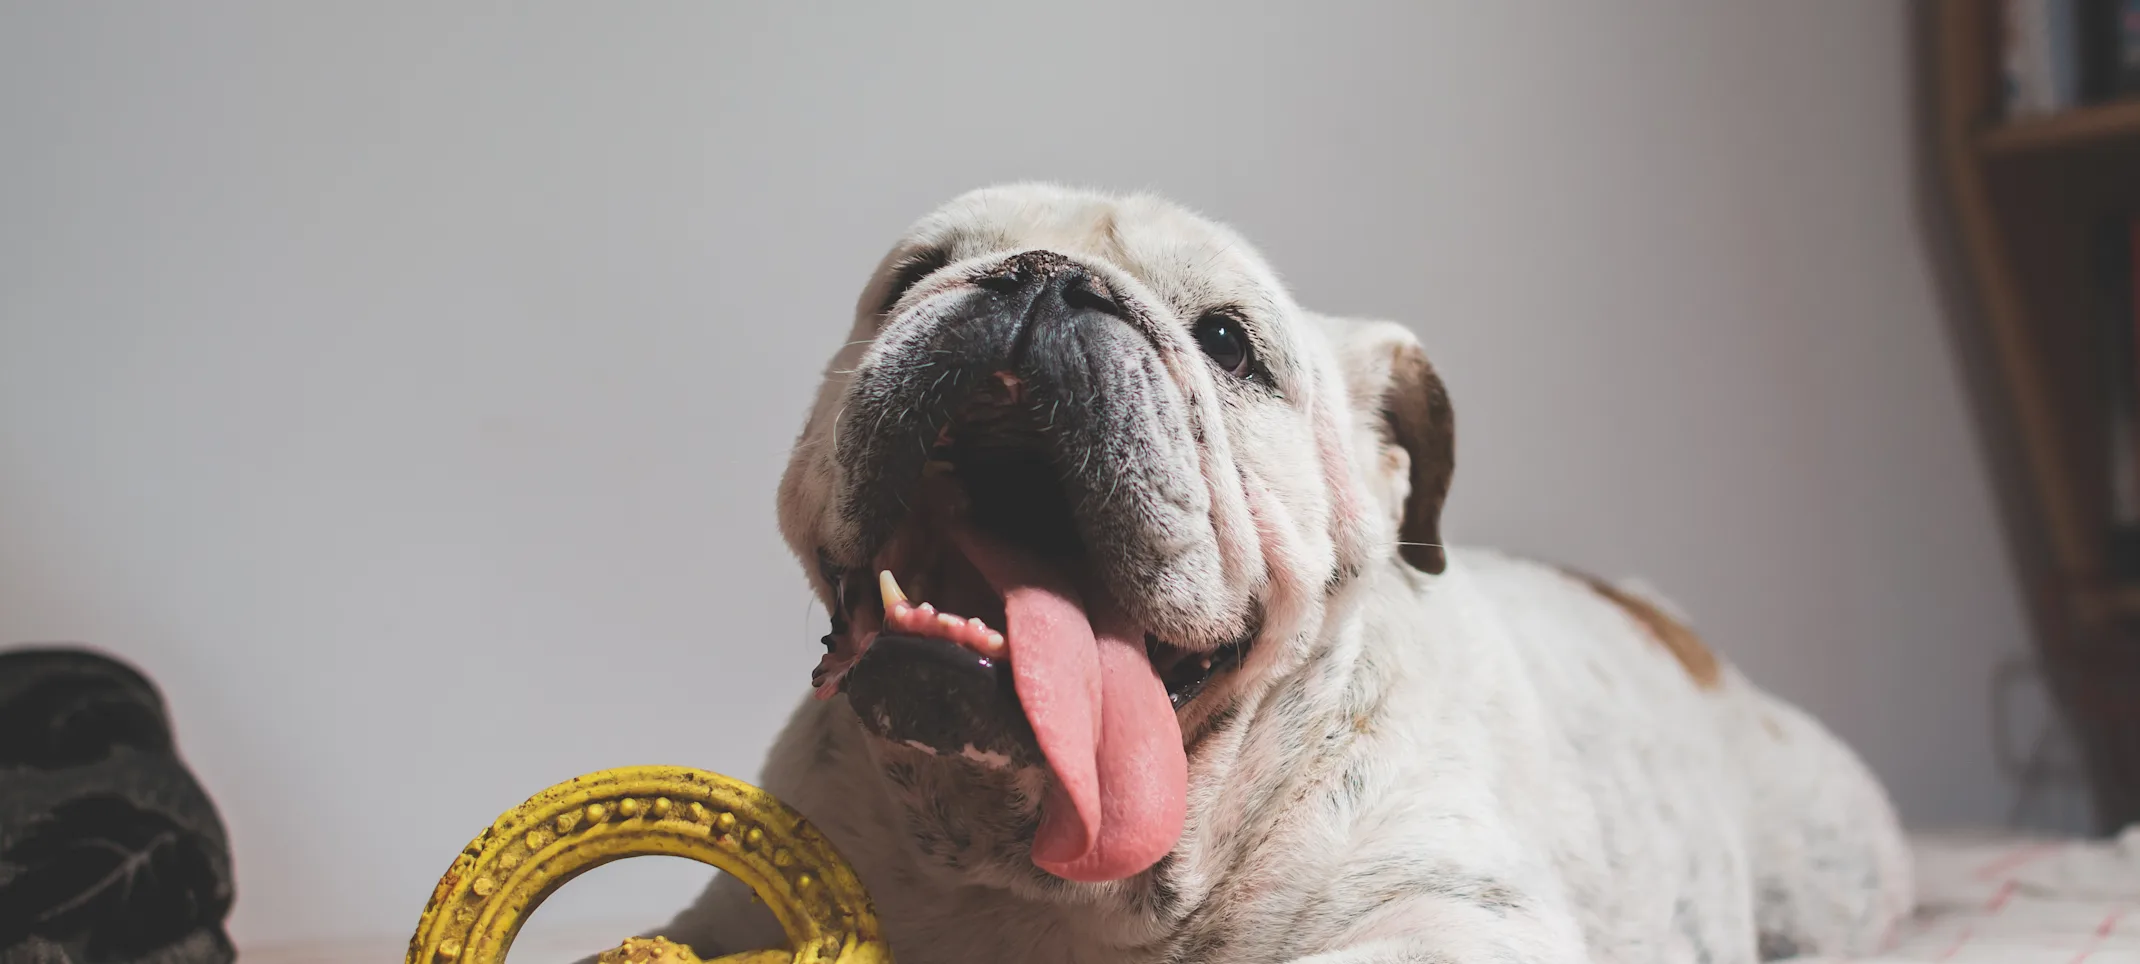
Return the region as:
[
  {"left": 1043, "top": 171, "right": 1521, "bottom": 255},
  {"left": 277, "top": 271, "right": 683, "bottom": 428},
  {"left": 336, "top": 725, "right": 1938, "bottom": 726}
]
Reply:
[{"left": 972, "top": 249, "right": 1122, "bottom": 317}]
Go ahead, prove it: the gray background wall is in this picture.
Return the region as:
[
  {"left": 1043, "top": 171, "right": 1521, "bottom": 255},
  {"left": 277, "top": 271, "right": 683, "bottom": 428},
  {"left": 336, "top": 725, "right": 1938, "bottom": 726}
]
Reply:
[{"left": 0, "top": 1, "right": 2038, "bottom": 946}]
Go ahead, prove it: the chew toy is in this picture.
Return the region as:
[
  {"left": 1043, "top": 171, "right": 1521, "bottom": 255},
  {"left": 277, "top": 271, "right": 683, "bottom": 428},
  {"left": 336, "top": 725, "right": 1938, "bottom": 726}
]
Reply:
[{"left": 405, "top": 767, "right": 890, "bottom": 964}]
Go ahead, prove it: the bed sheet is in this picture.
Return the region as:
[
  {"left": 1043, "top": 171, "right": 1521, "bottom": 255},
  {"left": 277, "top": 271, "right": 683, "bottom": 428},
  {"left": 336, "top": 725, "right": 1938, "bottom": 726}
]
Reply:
[
  {"left": 1797, "top": 827, "right": 2140, "bottom": 963},
  {"left": 242, "top": 830, "right": 2140, "bottom": 962}
]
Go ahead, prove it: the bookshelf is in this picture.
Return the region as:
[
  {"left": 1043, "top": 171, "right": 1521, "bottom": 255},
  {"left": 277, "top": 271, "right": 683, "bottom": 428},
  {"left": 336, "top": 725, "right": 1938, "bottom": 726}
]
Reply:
[
  {"left": 1934, "top": 0, "right": 2140, "bottom": 833},
  {"left": 1980, "top": 98, "right": 2140, "bottom": 154}
]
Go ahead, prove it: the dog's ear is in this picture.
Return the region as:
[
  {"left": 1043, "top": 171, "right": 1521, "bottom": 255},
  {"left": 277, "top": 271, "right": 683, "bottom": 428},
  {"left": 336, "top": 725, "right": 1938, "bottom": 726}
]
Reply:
[{"left": 1336, "top": 321, "right": 1454, "bottom": 575}]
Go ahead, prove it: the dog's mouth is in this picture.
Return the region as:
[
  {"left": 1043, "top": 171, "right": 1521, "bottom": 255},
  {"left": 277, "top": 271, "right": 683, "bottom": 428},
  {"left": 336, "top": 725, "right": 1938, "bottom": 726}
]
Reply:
[
  {"left": 809, "top": 450, "right": 1248, "bottom": 708},
  {"left": 811, "top": 373, "right": 1249, "bottom": 883}
]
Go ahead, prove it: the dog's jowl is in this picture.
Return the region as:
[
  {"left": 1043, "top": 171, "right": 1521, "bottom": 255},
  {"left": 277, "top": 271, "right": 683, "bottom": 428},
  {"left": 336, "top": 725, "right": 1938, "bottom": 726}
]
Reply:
[{"left": 659, "top": 185, "right": 1912, "bottom": 964}]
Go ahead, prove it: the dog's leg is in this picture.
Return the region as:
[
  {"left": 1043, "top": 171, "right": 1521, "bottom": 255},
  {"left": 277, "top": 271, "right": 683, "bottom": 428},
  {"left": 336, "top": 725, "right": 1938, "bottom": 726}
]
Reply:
[
  {"left": 1274, "top": 930, "right": 1587, "bottom": 964},
  {"left": 563, "top": 879, "right": 771, "bottom": 964},
  {"left": 1257, "top": 892, "right": 1596, "bottom": 964},
  {"left": 1280, "top": 941, "right": 1541, "bottom": 964},
  {"left": 638, "top": 872, "right": 785, "bottom": 960},
  {"left": 1730, "top": 692, "right": 1913, "bottom": 958}
]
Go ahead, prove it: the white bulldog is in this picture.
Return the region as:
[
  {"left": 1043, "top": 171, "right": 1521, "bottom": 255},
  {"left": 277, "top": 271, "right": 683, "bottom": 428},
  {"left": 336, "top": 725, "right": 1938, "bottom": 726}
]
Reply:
[{"left": 660, "top": 184, "right": 1912, "bottom": 963}]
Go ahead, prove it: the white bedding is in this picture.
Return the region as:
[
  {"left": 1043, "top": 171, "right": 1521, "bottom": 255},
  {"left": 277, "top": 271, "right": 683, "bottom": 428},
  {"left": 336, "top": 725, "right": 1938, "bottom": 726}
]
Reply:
[
  {"left": 243, "top": 831, "right": 2140, "bottom": 963},
  {"left": 1798, "top": 828, "right": 2140, "bottom": 963}
]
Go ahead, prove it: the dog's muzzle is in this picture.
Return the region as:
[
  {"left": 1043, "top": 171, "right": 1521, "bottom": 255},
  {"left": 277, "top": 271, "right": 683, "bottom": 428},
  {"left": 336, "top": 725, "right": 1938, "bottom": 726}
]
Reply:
[{"left": 808, "top": 249, "right": 1253, "bottom": 884}]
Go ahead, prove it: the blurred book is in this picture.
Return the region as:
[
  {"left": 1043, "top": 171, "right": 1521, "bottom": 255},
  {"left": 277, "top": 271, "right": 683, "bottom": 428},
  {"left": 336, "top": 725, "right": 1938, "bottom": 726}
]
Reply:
[
  {"left": 2006, "top": 0, "right": 2082, "bottom": 116},
  {"left": 2080, "top": 0, "right": 2140, "bottom": 100},
  {"left": 2117, "top": 0, "right": 2140, "bottom": 93},
  {"left": 2005, "top": 0, "right": 2140, "bottom": 117}
]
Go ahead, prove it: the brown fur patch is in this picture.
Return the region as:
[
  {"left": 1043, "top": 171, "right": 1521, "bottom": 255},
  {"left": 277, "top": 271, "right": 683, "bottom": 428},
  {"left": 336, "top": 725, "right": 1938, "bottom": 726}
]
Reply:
[
  {"left": 1568, "top": 571, "right": 1722, "bottom": 689},
  {"left": 1381, "top": 343, "right": 1454, "bottom": 575}
]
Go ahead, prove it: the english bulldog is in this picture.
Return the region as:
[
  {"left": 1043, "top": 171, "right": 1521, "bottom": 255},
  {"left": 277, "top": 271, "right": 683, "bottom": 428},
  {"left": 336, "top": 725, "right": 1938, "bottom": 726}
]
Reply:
[{"left": 658, "top": 184, "right": 1912, "bottom": 963}]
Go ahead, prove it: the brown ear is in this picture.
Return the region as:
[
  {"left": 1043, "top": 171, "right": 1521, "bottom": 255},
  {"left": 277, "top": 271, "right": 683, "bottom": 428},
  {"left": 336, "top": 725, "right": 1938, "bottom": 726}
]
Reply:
[
  {"left": 1384, "top": 341, "right": 1455, "bottom": 574},
  {"left": 1337, "top": 321, "right": 1455, "bottom": 575}
]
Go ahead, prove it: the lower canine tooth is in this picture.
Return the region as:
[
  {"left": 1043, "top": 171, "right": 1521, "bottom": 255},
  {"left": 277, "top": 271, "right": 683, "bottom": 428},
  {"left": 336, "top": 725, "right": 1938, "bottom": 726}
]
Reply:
[{"left": 878, "top": 570, "right": 908, "bottom": 609}]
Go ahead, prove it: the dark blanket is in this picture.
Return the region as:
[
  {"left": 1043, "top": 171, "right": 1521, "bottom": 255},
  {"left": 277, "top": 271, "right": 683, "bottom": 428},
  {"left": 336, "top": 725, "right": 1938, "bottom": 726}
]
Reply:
[{"left": 0, "top": 648, "right": 235, "bottom": 964}]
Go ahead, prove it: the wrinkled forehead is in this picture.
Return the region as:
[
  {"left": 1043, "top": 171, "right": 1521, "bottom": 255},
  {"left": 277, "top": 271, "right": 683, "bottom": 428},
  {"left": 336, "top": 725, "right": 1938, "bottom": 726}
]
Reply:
[{"left": 900, "top": 187, "right": 1286, "bottom": 317}]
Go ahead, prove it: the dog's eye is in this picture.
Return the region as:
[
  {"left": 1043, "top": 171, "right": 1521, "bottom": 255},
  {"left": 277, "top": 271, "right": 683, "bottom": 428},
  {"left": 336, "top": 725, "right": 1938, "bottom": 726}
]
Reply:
[
  {"left": 1192, "top": 312, "right": 1254, "bottom": 378},
  {"left": 879, "top": 248, "right": 951, "bottom": 315}
]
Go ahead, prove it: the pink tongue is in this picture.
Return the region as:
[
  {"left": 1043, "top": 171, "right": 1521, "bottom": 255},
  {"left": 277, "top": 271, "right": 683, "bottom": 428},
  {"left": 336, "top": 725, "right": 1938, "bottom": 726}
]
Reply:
[{"left": 949, "top": 524, "right": 1187, "bottom": 882}]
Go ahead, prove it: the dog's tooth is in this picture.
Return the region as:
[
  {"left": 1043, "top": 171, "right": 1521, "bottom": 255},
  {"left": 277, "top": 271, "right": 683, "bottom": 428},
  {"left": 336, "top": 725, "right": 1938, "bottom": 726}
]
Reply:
[
  {"left": 982, "top": 630, "right": 1006, "bottom": 657},
  {"left": 878, "top": 570, "right": 908, "bottom": 610},
  {"left": 937, "top": 612, "right": 963, "bottom": 632}
]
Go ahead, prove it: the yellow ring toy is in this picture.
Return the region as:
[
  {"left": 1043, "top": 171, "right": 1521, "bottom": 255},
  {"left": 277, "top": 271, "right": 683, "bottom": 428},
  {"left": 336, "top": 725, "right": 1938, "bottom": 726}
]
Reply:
[{"left": 405, "top": 766, "right": 891, "bottom": 964}]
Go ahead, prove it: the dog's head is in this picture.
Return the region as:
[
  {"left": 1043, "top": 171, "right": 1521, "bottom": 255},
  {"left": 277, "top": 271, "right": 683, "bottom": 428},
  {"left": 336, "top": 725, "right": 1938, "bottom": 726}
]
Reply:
[{"left": 778, "top": 184, "right": 1452, "bottom": 888}]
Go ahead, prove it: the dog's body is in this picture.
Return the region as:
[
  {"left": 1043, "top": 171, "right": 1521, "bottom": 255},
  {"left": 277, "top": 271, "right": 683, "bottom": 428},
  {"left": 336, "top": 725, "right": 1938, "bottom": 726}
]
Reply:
[{"left": 664, "top": 185, "right": 1911, "bottom": 963}]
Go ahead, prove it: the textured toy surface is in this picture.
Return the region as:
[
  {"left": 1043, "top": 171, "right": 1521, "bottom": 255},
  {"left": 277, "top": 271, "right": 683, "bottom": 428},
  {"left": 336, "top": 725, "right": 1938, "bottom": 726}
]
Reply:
[{"left": 405, "top": 766, "right": 890, "bottom": 964}]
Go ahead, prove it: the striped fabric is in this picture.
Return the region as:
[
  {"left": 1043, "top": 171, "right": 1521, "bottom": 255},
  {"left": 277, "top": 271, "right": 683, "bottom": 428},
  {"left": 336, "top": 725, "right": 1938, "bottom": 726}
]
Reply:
[{"left": 1795, "top": 828, "right": 2140, "bottom": 963}]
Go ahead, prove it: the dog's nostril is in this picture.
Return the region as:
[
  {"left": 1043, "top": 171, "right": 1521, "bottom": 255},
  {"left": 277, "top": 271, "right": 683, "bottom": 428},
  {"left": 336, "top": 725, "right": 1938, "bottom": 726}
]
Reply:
[
  {"left": 971, "top": 252, "right": 1122, "bottom": 317},
  {"left": 974, "top": 267, "right": 1028, "bottom": 294},
  {"left": 1060, "top": 274, "right": 1119, "bottom": 314}
]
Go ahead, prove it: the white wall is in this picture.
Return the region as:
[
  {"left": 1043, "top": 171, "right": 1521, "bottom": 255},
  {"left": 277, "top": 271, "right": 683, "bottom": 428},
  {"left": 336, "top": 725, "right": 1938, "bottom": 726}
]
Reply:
[{"left": 0, "top": 1, "right": 2035, "bottom": 946}]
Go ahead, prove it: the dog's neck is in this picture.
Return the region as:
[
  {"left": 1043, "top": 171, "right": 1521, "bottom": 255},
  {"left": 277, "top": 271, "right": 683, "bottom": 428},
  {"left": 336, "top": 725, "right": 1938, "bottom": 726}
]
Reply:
[{"left": 850, "top": 556, "right": 1422, "bottom": 934}]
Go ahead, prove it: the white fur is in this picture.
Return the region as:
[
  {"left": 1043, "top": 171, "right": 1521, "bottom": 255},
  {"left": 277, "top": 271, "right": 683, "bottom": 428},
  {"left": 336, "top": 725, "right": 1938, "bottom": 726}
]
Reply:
[{"left": 663, "top": 185, "right": 1912, "bottom": 963}]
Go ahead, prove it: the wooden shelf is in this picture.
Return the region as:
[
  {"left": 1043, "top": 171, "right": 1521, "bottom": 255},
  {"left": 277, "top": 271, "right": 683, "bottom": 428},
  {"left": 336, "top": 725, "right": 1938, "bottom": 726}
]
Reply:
[
  {"left": 1933, "top": 0, "right": 2137, "bottom": 656},
  {"left": 2103, "top": 586, "right": 2140, "bottom": 616},
  {"left": 1934, "top": 0, "right": 2140, "bottom": 832},
  {"left": 1979, "top": 99, "right": 2140, "bottom": 157},
  {"left": 2072, "top": 582, "right": 2140, "bottom": 617}
]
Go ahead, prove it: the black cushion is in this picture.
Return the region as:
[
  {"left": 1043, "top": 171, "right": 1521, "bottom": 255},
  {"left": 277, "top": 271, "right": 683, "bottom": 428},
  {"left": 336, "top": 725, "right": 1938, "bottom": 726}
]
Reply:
[{"left": 0, "top": 648, "right": 235, "bottom": 964}]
